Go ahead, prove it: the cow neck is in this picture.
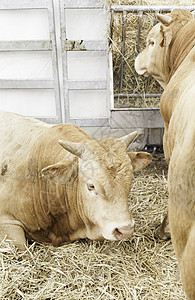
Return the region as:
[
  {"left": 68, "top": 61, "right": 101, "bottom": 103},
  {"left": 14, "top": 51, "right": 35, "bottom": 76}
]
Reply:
[
  {"left": 66, "top": 174, "right": 86, "bottom": 229},
  {"left": 35, "top": 171, "right": 83, "bottom": 245},
  {"left": 30, "top": 137, "right": 82, "bottom": 241},
  {"left": 49, "top": 177, "right": 82, "bottom": 244},
  {"left": 75, "top": 177, "right": 89, "bottom": 226},
  {"left": 45, "top": 166, "right": 84, "bottom": 235},
  {"left": 169, "top": 18, "right": 195, "bottom": 80}
]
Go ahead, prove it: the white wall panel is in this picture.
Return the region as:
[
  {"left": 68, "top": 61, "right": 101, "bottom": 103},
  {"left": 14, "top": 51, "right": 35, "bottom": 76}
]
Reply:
[
  {"left": 69, "top": 90, "right": 108, "bottom": 118},
  {"left": 67, "top": 51, "right": 107, "bottom": 80},
  {"left": 0, "top": 52, "right": 53, "bottom": 79},
  {"left": 65, "top": 9, "right": 107, "bottom": 40},
  {"left": 0, "top": 89, "right": 56, "bottom": 116},
  {"left": 0, "top": 9, "right": 49, "bottom": 40}
]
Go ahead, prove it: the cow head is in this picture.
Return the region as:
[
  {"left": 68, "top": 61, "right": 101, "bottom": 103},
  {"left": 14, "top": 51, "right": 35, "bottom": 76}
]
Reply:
[
  {"left": 42, "top": 132, "right": 152, "bottom": 242},
  {"left": 135, "top": 9, "right": 194, "bottom": 88}
]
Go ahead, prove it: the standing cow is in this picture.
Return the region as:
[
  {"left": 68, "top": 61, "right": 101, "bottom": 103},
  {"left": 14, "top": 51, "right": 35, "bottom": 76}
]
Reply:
[
  {"left": 135, "top": 9, "right": 195, "bottom": 300},
  {"left": 0, "top": 110, "right": 152, "bottom": 250}
]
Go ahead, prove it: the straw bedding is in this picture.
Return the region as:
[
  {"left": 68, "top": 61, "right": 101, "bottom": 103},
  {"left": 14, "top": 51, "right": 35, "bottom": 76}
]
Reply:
[
  {"left": 108, "top": 0, "right": 194, "bottom": 108},
  {"left": 0, "top": 155, "right": 186, "bottom": 299}
]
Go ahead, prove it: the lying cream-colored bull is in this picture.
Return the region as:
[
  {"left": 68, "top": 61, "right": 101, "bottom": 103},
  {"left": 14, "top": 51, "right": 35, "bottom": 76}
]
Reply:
[
  {"left": 0, "top": 110, "right": 151, "bottom": 250},
  {"left": 135, "top": 9, "right": 195, "bottom": 300}
]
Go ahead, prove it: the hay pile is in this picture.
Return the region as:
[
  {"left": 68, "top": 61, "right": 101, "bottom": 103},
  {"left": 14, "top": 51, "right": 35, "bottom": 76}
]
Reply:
[
  {"left": 0, "top": 156, "right": 186, "bottom": 299},
  {"left": 108, "top": 0, "right": 194, "bottom": 108}
]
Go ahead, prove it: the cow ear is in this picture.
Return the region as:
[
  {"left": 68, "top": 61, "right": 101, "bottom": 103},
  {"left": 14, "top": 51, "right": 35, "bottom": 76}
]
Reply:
[
  {"left": 41, "top": 159, "right": 78, "bottom": 184},
  {"left": 160, "top": 25, "right": 172, "bottom": 47},
  {"left": 164, "top": 28, "right": 172, "bottom": 46},
  {"left": 127, "top": 152, "right": 152, "bottom": 172}
]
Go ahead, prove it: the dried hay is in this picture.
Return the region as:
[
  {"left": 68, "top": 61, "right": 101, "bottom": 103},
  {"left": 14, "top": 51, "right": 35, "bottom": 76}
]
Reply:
[
  {"left": 108, "top": 0, "right": 194, "bottom": 108},
  {"left": 0, "top": 155, "right": 186, "bottom": 299}
]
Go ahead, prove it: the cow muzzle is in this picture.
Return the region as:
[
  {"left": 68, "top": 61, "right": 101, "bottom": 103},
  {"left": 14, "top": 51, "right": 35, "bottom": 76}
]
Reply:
[
  {"left": 113, "top": 224, "right": 134, "bottom": 240},
  {"left": 134, "top": 56, "right": 148, "bottom": 76}
]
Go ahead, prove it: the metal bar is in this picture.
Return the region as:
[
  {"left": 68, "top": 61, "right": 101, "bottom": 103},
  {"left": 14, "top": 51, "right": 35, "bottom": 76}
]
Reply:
[
  {"left": 63, "top": 0, "right": 105, "bottom": 9},
  {"left": 109, "top": 9, "right": 114, "bottom": 47},
  {"left": 64, "top": 40, "right": 107, "bottom": 51},
  {"left": 53, "top": 0, "right": 65, "bottom": 123},
  {"left": 0, "top": 41, "right": 52, "bottom": 51},
  {"left": 67, "top": 80, "right": 107, "bottom": 90},
  {"left": 145, "top": 77, "right": 151, "bottom": 94},
  {"left": 111, "top": 107, "right": 160, "bottom": 111},
  {"left": 114, "top": 93, "right": 161, "bottom": 98},
  {"left": 111, "top": 5, "right": 195, "bottom": 12},
  {"left": 0, "top": 0, "right": 48, "bottom": 9},
  {"left": 60, "top": 0, "right": 69, "bottom": 124},
  {"left": 153, "top": 9, "right": 159, "bottom": 25},
  {"left": 0, "top": 79, "right": 54, "bottom": 89},
  {"left": 38, "top": 116, "right": 62, "bottom": 123},
  {"left": 68, "top": 118, "right": 110, "bottom": 127},
  {"left": 50, "top": 0, "right": 62, "bottom": 123},
  {"left": 119, "top": 10, "right": 126, "bottom": 93},
  {"left": 133, "top": 10, "right": 143, "bottom": 91},
  {"left": 135, "top": 11, "right": 143, "bottom": 57},
  {"left": 109, "top": 51, "right": 115, "bottom": 110},
  {"left": 159, "top": 86, "right": 162, "bottom": 94}
]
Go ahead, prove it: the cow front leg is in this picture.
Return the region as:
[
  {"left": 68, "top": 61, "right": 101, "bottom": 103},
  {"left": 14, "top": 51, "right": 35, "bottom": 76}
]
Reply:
[
  {"left": 179, "top": 224, "right": 195, "bottom": 300},
  {"left": 169, "top": 202, "right": 195, "bottom": 300},
  {"left": 0, "top": 215, "right": 27, "bottom": 250}
]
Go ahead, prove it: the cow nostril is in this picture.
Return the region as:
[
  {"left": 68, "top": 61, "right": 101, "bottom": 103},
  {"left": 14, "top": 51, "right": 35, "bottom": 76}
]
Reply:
[
  {"left": 113, "top": 228, "right": 123, "bottom": 240},
  {"left": 113, "top": 224, "right": 134, "bottom": 240}
]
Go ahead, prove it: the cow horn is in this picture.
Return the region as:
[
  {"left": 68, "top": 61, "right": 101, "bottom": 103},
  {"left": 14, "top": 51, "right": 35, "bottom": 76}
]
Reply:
[
  {"left": 119, "top": 131, "right": 138, "bottom": 148},
  {"left": 157, "top": 14, "right": 172, "bottom": 25},
  {"left": 59, "top": 140, "right": 85, "bottom": 158}
]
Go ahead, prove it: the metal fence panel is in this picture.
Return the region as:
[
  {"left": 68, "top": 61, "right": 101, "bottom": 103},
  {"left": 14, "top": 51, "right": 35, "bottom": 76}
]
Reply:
[
  {"left": 109, "top": 5, "right": 195, "bottom": 129},
  {"left": 110, "top": 5, "right": 195, "bottom": 104},
  {"left": 60, "top": 0, "right": 110, "bottom": 127},
  {"left": 0, "top": 0, "right": 62, "bottom": 123}
]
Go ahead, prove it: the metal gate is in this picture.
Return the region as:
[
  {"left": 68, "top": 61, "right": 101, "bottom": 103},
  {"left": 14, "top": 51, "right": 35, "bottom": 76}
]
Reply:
[
  {"left": 109, "top": 5, "right": 195, "bottom": 130},
  {"left": 0, "top": 0, "right": 62, "bottom": 123},
  {"left": 59, "top": 0, "right": 110, "bottom": 127}
]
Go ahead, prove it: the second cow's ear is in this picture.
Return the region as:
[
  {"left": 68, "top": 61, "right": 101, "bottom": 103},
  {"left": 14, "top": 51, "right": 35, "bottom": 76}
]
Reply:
[
  {"left": 127, "top": 152, "right": 152, "bottom": 172},
  {"left": 160, "top": 25, "right": 172, "bottom": 47},
  {"left": 41, "top": 159, "right": 78, "bottom": 184}
]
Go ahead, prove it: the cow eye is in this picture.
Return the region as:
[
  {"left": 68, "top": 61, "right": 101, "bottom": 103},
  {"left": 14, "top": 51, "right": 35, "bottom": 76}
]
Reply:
[
  {"left": 86, "top": 180, "right": 96, "bottom": 192},
  {"left": 149, "top": 40, "right": 154, "bottom": 46},
  {"left": 88, "top": 184, "right": 95, "bottom": 191}
]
